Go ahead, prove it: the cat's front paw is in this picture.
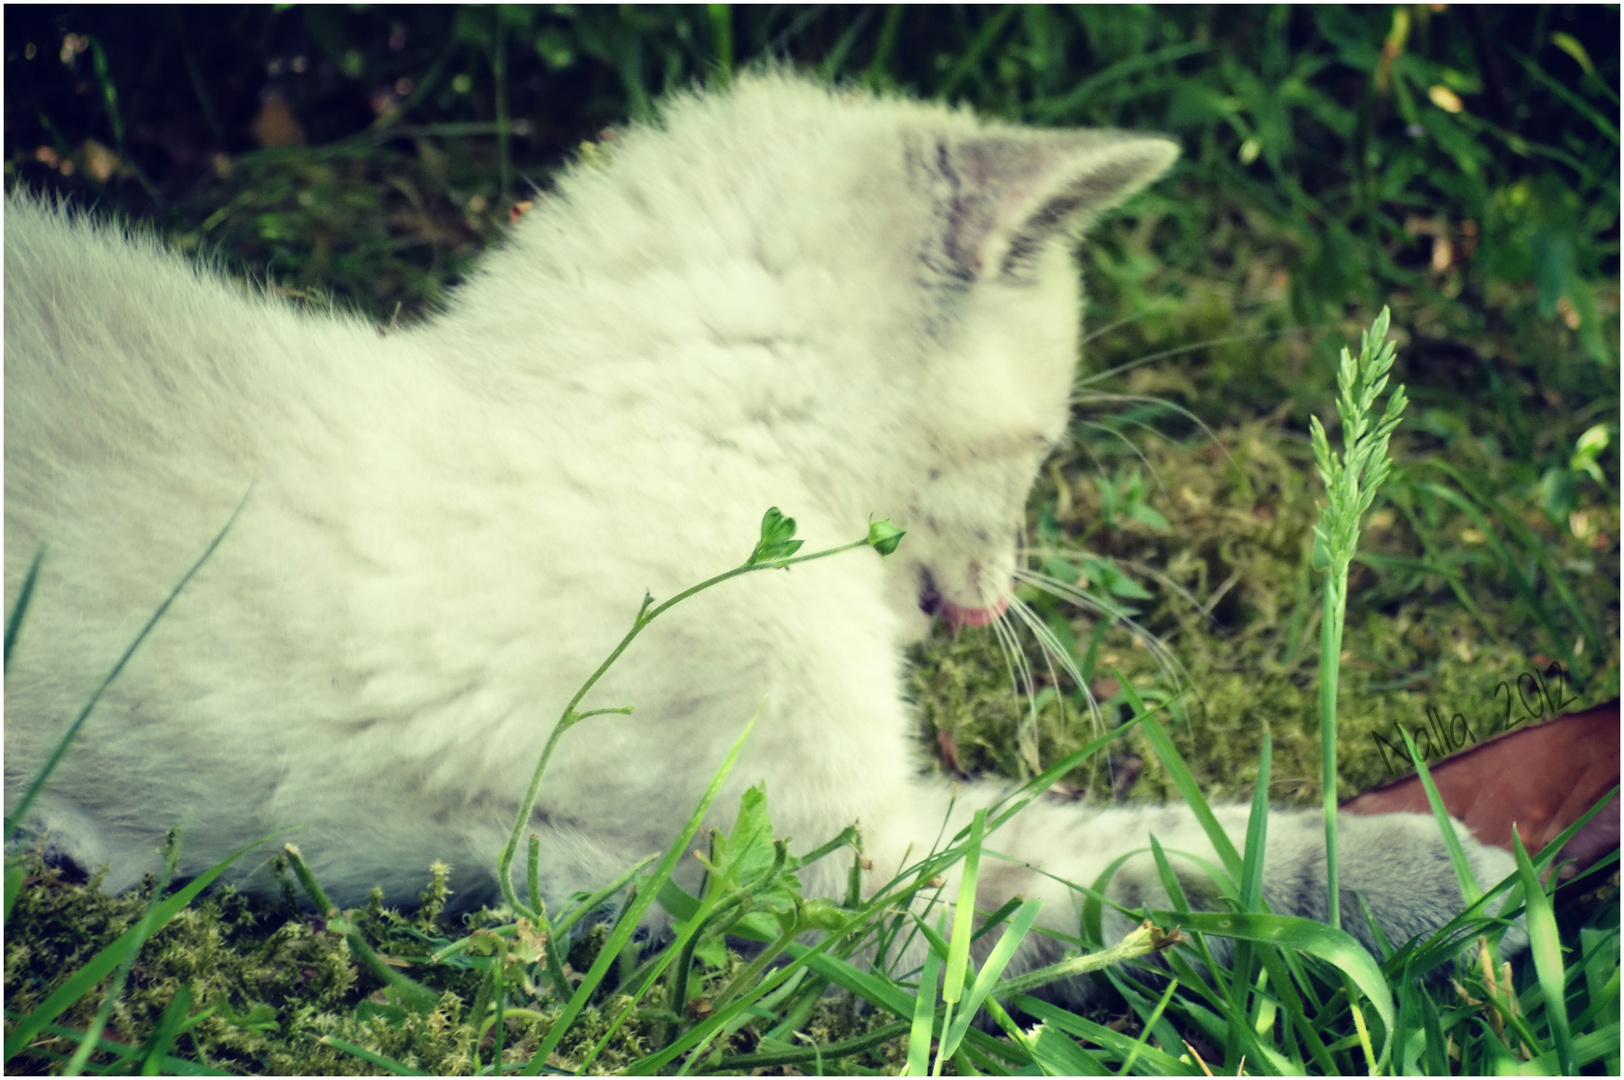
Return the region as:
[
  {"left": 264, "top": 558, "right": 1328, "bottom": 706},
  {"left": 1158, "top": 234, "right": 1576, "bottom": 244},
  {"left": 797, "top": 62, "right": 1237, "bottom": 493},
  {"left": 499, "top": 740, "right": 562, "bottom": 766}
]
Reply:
[{"left": 1313, "top": 812, "right": 1527, "bottom": 958}]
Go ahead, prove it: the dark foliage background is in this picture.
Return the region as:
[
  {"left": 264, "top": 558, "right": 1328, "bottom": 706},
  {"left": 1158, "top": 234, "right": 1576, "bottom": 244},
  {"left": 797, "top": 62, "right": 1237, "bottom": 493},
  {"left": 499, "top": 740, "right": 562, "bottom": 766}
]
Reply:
[{"left": 6, "top": 5, "right": 1618, "bottom": 342}]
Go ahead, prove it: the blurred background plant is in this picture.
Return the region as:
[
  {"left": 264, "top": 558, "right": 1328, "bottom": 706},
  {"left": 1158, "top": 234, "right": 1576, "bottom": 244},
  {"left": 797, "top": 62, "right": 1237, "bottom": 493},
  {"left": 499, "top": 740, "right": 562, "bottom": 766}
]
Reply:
[{"left": 6, "top": 6, "right": 1616, "bottom": 343}]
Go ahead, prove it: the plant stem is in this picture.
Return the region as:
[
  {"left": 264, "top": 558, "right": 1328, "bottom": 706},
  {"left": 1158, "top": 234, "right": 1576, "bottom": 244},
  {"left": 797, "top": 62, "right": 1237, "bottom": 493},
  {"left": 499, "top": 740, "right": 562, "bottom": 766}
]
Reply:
[
  {"left": 1309, "top": 307, "right": 1405, "bottom": 933},
  {"left": 495, "top": 536, "right": 873, "bottom": 914},
  {"left": 1319, "top": 573, "right": 1345, "bottom": 930}
]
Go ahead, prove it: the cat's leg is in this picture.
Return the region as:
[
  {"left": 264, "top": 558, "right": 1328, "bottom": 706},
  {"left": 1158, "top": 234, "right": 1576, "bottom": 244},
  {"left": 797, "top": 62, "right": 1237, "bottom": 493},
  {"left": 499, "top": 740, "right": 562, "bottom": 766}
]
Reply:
[{"left": 860, "top": 781, "right": 1523, "bottom": 1004}]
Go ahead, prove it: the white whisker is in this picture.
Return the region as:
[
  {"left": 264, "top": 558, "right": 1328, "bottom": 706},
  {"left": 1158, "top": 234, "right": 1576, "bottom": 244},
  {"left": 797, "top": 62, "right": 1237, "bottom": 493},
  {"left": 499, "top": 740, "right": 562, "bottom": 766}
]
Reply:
[
  {"left": 998, "top": 610, "right": 1038, "bottom": 709},
  {"left": 984, "top": 603, "right": 1028, "bottom": 707},
  {"left": 1011, "top": 566, "right": 1189, "bottom": 694},
  {"left": 1005, "top": 599, "right": 1063, "bottom": 715},
  {"left": 1073, "top": 328, "right": 1307, "bottom": 391},
  {"left": 1114, "top": 558, "right": 1205, "bottom": 620},
  {"left": 1004, "top": 595, "right": 1109, "bottom": 740},
  {"left": 985, "top": 587, "right": 1041, "bottom": 776},
  {"left": 1078, "top": 307, "right": 1155, "bottom": 346},
  {"left": 1071, "top": 418, "right": 1166, "bottom": 492},
  {"left": 1069, "top": 390, "right": 1238, "bottom": 476},
  {"left": 1011, "top": 565, "right": 1133, "bottom": 621},
  {"left": 1004, "top": 596, "right": 1082, "bottom": 694}
]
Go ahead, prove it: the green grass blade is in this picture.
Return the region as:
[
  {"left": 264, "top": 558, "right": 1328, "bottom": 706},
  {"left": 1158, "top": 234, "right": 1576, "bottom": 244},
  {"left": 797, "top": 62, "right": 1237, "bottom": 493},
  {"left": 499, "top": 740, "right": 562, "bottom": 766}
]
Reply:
[
  {"left": 1512, "top": 829, "right": 1575, "bottom": 1075},
  {"left": 816, "top": 7, "right": 873, "bottom": 81},
  {"left": 863, "top": 4, "right": 904, "bottom": 86},
  {"left": 4, "top": 545, "right": 43, "bottom": 667},
  {"left": 1147, "top": 834, "right": 1232, "bottom": 1002},
  {"left": 26, "top": 1023, "right": 229, "bottom": 1076},
  {"left": 138, "top": 982, "right": 192, "bottom": 1076},
  {"left": 67, "top": 836, "right": 176, "bottom": 1078},
  {"left": 1254, "top": 948, "right": 1339, "bottom": 1074},
  {"left": 1572, "top": 925, "right": 1620, "bottom": 1036},
  {"left": 1395, "top": 727, "right": 1481, "bottom": 904},
  {"left": 905, "top": 933, "right": 943, "bottom": 1075},
  {"left": 934, "top": 6, "right": 1018, "bottom": 100},
  {"left": 319, "top": 1036, "right": 430, "bottom": 1075},
  {"left": 1114, "top": 978, "right": 1178, "bottom": 1076},
  {"left": 943, "top": 809, "right": 986, "bottom": 1008},
  {"left": 1012, "top": 996, "right": 1190, "bottom": 1075},
  {"left": 1079, "top": 849, "right": 1169, "bottom": 948},
  {"left": 1160, "top": 909, "right": 1395, "bottom": 1065},
  {"left": 3, "top": 858, "right": 24, "bottom": 924},
  {"left": 940, "top": 896, "right": 1042, "bottom": 1060},
  {"left": 716, "top": 1018, "right": 912, "bottom": 1072},
  {"left": 1027, "top": 1022, "right": 1109, "bottom": 1076},
  {"left": 4, "top": 491, "right": 250, "bottom": 842},
  {"left": 1239, "top": 731, "right": 1272, "bottom": 913},
  {"left": 633, "top": 922, "right": 863, "bottom": 1075},
  {"left": 525, "top": 707, "right": 759, "bottom": 1072},
  {"left": 970, "top": 895, "right": 1027, "bottom": 944},
  {"left": 557, "top": 853, "right": 658, "bottom": 935},
  {"left": 1518, "top": 1023, "right": 1620, "bottom": 1073},
  {"left": 984, "top": 704, "right": 1150, "bottom": 831},
  {"left": 282, "top": 844, "right": 440, "bottom": 1010},
  {"left": 1429, "top": 457, "right": 1604, "bottom": 652},
  {"left": 1228, "top": 732, "right": 1272, "bottom": 1064},
  {"left": 1120, "top": 675, "right": 1243, "bottom": 877},
  {"left": 1420, "top": 477, "right": 1582, "bottom": 665},
  {"left": 795, "top": 946, "right": 916, "bottom": 1017},
  {"left": 1027, "top": 41, "right": 1210, "bottom": 120},
  {"left": 1504, "top": 44, "right": 1620, "bottom": 143}
]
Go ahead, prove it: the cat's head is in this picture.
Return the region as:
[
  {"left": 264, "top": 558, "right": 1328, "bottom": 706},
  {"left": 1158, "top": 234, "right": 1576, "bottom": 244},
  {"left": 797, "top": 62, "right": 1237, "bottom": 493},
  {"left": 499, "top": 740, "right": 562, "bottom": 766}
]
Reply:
[
  {"left": 746, "top": 84, "right": 1178, "bottom": 640},
  {"left": 878, "top": 122, "right": 1177, "bottom": 639},
  {"left": 488, "top": 73, "right": 1176, "bottom": 641}
]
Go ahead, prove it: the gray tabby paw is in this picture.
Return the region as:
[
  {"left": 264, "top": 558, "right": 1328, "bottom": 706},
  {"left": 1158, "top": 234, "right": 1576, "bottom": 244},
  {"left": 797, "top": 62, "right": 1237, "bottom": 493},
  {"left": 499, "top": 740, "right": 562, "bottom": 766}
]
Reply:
[{"left": 1274, "top": 812, "right": 1528, "bottom": 960}]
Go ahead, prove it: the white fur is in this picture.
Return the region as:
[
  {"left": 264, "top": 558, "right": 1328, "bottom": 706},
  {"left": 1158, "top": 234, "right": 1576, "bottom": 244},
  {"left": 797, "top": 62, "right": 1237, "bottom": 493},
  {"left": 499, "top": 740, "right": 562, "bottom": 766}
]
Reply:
[{"left": 5, "top": 74, "right": 1515, "bottom": 994}]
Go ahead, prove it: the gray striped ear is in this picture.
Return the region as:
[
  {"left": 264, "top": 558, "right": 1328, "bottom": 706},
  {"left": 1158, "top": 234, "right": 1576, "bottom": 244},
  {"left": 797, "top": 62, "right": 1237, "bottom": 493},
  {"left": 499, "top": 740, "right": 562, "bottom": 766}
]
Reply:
[{"left": 914, "top": 131, "right": 1178, "bottom": 284}]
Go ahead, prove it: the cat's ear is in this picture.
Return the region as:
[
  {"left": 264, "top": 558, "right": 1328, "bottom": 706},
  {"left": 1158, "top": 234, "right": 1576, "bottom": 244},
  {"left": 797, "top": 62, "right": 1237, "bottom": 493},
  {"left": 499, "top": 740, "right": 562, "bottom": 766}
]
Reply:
[{"left": 918, "top": 131, "right": 1178, "bottom": 283}]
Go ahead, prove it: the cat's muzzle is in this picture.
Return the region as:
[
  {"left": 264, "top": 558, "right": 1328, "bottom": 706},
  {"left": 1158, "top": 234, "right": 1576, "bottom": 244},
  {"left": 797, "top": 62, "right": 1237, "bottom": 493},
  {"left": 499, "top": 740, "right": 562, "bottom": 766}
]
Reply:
[{"left": 917, "top": 568, "right": 1011, "bottom": 629}]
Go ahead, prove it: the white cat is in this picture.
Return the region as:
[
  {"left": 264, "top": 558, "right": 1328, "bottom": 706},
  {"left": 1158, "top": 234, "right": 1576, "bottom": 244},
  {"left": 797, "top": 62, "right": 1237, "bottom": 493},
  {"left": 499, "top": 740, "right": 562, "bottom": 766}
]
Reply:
[{"left": 5, "top": 73, "right": 1517, "bottom": 996}]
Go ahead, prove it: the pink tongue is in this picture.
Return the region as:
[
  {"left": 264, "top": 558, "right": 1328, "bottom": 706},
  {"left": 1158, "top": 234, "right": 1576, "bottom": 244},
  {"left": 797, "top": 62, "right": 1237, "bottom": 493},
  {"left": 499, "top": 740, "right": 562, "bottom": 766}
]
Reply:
[{"left": 941, "top": 596, "right": 1010, "bottom": 628}]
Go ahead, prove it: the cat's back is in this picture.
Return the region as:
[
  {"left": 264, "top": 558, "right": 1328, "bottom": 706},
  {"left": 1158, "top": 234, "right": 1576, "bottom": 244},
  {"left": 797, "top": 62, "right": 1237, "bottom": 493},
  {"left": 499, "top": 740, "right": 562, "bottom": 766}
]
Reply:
[
  {"left": 6, "top": 197, "right": 371, "bottom": 458},
  {"left": 2, "top": 198, "right": 395, "bottom": 620}
]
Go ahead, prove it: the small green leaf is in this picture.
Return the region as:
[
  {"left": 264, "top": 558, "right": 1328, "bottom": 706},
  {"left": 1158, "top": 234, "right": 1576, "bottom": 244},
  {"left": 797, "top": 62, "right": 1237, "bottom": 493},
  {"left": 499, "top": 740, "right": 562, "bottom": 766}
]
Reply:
[
  {"left": 1572, "top": 424, "right": 1611, "bottom": 482},
  {"left": 692, "top": 936, "right": 728, "bottom": 969},
  {"left": 748, "top": 507, "right": 803, "bottom": 565},
  {"left": 1083, "top": 556, "right": 1153, "bottom": 600},
  {"left": 796, "top": 898, "right": 849, "bottom": 932},
  {"left": 352, "top": 1000, "right": 403, "bottom": 1028},
  {"left": 1126, "top": 502, "right": 1171, "bottom": 531},
  {"left": 1541, "top": 466, "right": 1579, "bottom": 525},
  {"left": 1575, "top": 423, "right": 1611, "bottom": 458},
  {"left": 1040, "top": 556, "right": 1080, "bottom": 584},
  {"left": 1550, "top": 31, "right": 1597, "bottom": 76},
  {"left": 866, "top": 517, "right": 906, "bottom": 556}
]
